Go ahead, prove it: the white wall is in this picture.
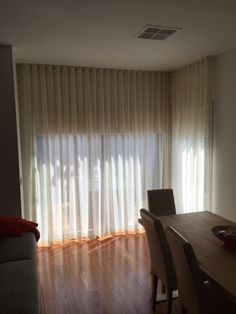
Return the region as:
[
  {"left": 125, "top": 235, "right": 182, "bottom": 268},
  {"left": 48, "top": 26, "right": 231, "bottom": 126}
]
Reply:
[{"left": 213, "top": 48, "right": 236, "bottom": 221}]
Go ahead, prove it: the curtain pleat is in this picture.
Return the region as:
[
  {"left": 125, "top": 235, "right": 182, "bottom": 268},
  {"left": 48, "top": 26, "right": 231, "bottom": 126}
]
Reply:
[
  {"left": 17, "top": 65, "right": 171, "bottom": 245},
  {"left": 23, "top": 66, "right": 170, "bottom": 135},
  {"left": 171, "top": 58, "right": 212, "bottom": 212},
  {"left": 17, "top": 60, "right": 212, "bottom": 245}
]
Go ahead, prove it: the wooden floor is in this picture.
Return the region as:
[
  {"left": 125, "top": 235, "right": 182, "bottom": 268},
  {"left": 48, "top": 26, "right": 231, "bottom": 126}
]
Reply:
[{"left": 37, "top": 234, "right": 181, "bottom": 314}]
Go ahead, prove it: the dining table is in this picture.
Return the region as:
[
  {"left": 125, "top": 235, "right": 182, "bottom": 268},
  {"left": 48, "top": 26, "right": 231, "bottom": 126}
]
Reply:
[{"left": 140, "top": 210, "right": 236, "bottom": 304}]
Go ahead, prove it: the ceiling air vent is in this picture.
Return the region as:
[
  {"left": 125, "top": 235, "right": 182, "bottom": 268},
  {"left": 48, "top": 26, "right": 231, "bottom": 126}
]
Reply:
[{"left": 135, "top": 24, "right": 181, "bottom": 40}]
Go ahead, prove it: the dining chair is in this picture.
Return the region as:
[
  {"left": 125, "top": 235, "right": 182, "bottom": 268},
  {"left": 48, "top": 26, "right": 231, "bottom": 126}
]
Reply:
[
  {"left": 166, "top": 226, "right": 236, "bottom": 314},
  {"left": 140, "top": 208, "right": 177, "bottom": 313},
  {"left": 147, "top": 188, "right": 176, "bottom": 216}
]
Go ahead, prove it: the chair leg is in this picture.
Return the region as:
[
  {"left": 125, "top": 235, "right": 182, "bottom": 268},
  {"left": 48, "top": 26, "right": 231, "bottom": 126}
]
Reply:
[
  {"left": 161, "top": 281, "right": 166, "bottom": 293},
  {"left": 166, "top": 289, "right": 173, "bottom": 314},
  {"left": 151, "top": 274, "right": 158, "bottom": 310}
]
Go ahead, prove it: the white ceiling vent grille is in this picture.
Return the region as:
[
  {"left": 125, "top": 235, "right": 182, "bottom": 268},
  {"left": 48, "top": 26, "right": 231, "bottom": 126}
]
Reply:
[{"left": 135, "top": 25, "right": 181, "bottom": 40}]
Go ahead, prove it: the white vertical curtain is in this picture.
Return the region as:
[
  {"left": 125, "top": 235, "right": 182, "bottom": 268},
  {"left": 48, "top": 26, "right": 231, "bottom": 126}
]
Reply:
[
  {"left": 17, "top": 65, "right": 171, "bottom": 245},
  {"left": 171, "top": 58, "right": 212, "bottom": 213},
  {"left": 17, "top": 60, "right": 212, "bottom": 245}
]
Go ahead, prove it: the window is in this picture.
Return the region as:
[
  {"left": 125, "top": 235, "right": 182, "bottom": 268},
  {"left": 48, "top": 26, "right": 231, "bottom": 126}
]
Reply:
[{"left": 36, "top": 133, "right": 164, "bottom": 242}]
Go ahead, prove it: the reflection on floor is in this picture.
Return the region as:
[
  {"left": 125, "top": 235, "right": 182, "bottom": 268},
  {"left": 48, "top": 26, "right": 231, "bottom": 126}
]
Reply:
[{"left": 37, "top": 234, "right": 181, "bottom": 314}]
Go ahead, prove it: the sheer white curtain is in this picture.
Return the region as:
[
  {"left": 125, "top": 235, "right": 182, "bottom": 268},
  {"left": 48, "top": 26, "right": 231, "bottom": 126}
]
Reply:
[
  {"left": 171, "top": 58, "right": 212, "bottom": 213},
  {"left": 17, "top": 65, "right": 171, "bottom": 245}
]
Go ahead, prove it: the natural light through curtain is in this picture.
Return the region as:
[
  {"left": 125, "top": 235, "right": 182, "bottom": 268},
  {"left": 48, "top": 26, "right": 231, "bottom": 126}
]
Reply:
[
  {"left": 17, "top": 65, "right": 171, "bottom": 245},
  {"left": 171, "top": 58, "right": 212, "bottom": 213},
  {"left": 36, "top": 134, "right": 163, "bottom": 243}
]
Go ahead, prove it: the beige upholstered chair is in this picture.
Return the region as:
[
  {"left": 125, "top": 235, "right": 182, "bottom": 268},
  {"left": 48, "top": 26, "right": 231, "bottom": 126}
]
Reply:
[
  {"left": 140, "top": 209, "right": 177, "bottom": 313},
  {"left": 147, "top": 188, "right": 176, "bottom": 216},
  {"left": 166, "top": 226, "right": 236, "bottom": 314}
]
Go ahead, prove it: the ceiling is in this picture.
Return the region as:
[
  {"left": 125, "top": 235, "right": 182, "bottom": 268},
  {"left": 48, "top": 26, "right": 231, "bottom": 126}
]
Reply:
[{"left": 1, "top": 0, "right": 236, "bottom": 70}]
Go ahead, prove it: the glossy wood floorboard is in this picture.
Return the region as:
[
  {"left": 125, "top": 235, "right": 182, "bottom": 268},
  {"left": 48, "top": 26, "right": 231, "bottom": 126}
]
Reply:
[{"left": 37, "top": 234, "right": 181, "bottom": 314}]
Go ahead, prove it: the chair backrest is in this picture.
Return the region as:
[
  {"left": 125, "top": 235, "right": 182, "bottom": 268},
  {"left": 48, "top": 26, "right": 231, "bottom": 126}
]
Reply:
[
  {"left": 166, "top": 226, "right": 206, "bottom": 314},
  {"left": 140, "top": 209, "right": 176, "bottom": 289},
  {"left": 147, "top": 189, "right": 176, "bottom": 216}
]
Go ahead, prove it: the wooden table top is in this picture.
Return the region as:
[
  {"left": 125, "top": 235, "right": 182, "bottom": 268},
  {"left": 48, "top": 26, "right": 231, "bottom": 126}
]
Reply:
[{"left": 157, "top": 211, "right": 236, "bottom": 302}]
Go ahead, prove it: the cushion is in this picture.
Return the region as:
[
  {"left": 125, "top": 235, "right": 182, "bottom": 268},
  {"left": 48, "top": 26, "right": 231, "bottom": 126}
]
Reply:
[{"left": 0, "top": 217, "right": 40, "bottom": 241}]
